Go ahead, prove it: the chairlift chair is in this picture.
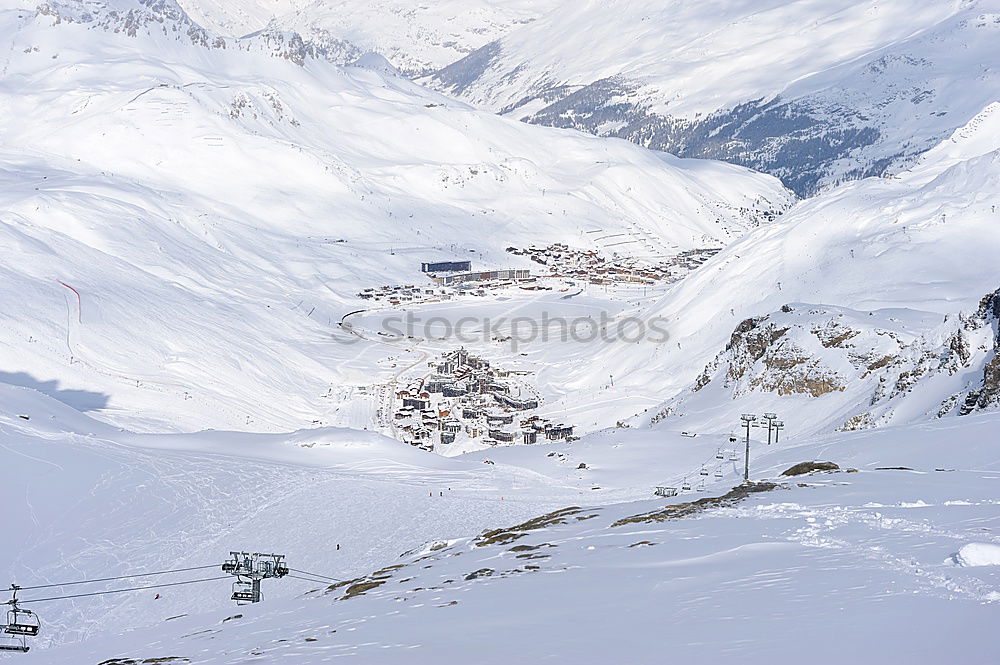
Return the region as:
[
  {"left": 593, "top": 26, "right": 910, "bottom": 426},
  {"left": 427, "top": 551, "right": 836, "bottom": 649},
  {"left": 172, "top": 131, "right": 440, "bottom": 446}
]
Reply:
[
  {"left": 1, "top": 602, "right": 39, "bottom": 653},
  {"left": 715, "top": 450, "right": 724, "bottom": 460},
  {"left": 699, "top": 467, "right": 709, "bottom": 476},
  {"left": 728, "top": 450, "right": 739, "bottom": 462},
  {"left": 3, "top": 606, "right": 38, "bottom": 637},
  {"left": 681, "top": 479, "right": 691, "bottom": 491},
  {"left": 0, "top": 638, "right": 29, "bottom": 653},
  {"left": 231, "top": 580, "right": 256, "bottom": 604},
  {"left": 714, "top": 469, "right": 724, "bottom": 479}
]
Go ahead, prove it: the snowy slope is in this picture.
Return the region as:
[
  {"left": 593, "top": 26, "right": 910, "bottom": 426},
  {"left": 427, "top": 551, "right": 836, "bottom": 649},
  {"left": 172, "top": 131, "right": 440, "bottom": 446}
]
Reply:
[
  {"left": 0, "top": 0, "right": 791, "bottom": 435},
  {"left": 176, "top": 0, "right": 558, "bottom": 76},
  {"left": 0, "top": 382, "right": 579, "bottom": 652},
  {"left": 15, "top": 395, "right": 1000, "bottom": 662},
  {"left": 429, "top": 0, "right": 1000, "bottom": 195},
  {"left": 599, "top": 103, "right": 1000, "bottom": 438}
]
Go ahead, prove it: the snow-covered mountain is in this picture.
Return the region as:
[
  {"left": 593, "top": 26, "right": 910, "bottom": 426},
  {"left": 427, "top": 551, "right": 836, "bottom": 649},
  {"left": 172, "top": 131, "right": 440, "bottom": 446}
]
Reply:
[
  {"left": 607, "top": 102, "right": 1000, "bottom": 437},
  {"left": 174, "top": 0, "right": 558, "bottom": 76},
  {"left": 3, "top": 0, "right": 1000, "bottom": 661},
  {"left": 0, "top": 0, "right": 790, "bottom": 434},
  {"left": 429, "top": 0, "right": 1000, "bottom": 196}
]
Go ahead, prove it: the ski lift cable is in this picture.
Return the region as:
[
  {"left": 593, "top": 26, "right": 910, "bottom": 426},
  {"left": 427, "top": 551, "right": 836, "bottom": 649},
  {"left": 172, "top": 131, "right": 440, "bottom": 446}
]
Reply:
[
  {"left": 19, "top": 575, "right": 230, "bottom": 603},
  {"left": 286, "top": 572, "right": 337, "bottom": 584},
  {"left": 287, "top": 568, "right": 345, "bottom": 583},
  {"left": 286, "top": 574, "right": 327, "bottom": 583},
  {"left": 680, "top": 447, "right": 737, "bottom": 490},
  {"left": 286, "top": 574, "right": 334, "bottom": 585},
  {"left": 13, "top": 564, "right": 223, "bottom": 591}
]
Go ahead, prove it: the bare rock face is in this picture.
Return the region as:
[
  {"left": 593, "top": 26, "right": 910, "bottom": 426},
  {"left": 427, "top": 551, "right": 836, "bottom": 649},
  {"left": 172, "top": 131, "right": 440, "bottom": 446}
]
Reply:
[
  {"left": 675, "top": 288, "right": 1000, "bottom": 431},
  {"left": 781, "top": 461, "right": 840, "bottom": 476},
  {"left": 36, "top": 0, "right": 360, "bottom": 67},
  {"left": 959, "top": 288, "right": 1000, "bottom": 415},
  {"left": 717, "top": 311, "right": 848, "bottom": 398},
  {"left": 725, "top": 316, "right": 790, "bottom": 383}
]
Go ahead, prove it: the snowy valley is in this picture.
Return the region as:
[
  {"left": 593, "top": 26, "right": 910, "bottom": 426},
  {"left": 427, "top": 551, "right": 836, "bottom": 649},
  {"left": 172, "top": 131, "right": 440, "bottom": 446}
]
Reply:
[{"left": 1, "top": 0, "right": 999, "bottom": 662}]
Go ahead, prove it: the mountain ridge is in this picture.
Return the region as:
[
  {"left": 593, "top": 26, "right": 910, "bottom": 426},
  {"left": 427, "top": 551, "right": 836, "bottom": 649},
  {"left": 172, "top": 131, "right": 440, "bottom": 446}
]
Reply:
[{"left": 429, "top": 0, "right": 1000, "bottom": 195}]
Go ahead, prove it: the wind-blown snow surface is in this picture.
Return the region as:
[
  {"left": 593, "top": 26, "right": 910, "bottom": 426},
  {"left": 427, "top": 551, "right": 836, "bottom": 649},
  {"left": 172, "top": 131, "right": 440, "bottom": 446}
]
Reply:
[
  {"left": 0, "top": 0, "right": 790, "bottom": 434},
  {"left": 10, "top": 381, "right": 999, "bottom": 663},
  {"left": 0, "top": 382, "right": 578, "bottom": 653},
  {"left": 430, "top": 0, "right": 1000, "bottom": 195}
]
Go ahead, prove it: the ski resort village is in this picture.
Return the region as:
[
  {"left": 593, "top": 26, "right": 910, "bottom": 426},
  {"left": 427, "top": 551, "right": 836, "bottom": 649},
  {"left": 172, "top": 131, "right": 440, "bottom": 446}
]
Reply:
[
  {"left": 2, "top": 0, "right": 1000, "bottom": 663},
  {"left": 388, "top": 345, "right": 572, "bottom": 452}
]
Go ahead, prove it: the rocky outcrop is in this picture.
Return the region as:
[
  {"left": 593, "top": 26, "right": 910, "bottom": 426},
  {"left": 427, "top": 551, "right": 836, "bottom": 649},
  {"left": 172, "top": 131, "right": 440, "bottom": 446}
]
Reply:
[
  {"left": 713, "top": 312, "right": 848, "bottom": 398},
  {"left": 959, "top": 289, "right": 1000, "bottom": 414},
  {"left": 678, "top": 289, "right": 1000, "bottom": 430},
  {"left": 781, "top": 461, "right": 840, "bottom": 476},
  {"left": 36, "top": 0, "right": 360, "bottom": 67}
]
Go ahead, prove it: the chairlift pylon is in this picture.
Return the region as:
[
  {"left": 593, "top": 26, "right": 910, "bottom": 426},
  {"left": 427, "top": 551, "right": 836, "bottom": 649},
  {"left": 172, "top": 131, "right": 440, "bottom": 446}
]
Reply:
[{"left": 223, "top": 552, "right": 287, "bottom": 605}]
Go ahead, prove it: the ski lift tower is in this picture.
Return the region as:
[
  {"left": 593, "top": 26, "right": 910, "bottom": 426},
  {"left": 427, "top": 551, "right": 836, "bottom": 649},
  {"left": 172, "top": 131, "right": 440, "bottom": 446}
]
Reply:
[
  {"left": 762, "top": 412, "right": 778, "bottom": 444},
  {"left": 740, "top": 413, "right": 758, "bottom": 483},
  {"left": 221, "top": 552, "right": 289, "bottom": 604}
]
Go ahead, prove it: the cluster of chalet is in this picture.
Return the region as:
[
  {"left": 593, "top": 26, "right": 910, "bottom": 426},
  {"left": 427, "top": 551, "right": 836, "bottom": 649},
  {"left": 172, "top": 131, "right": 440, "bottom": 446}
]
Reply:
[
  {"left": 393, "top": 392, "right": 454, "bottom": 451},
  {"left": 392, "top": 348, "right": 574, "bottom": 450},
  {"left": 669, "top": 248, "right": 723, "bottom": 272},
  {"left": 359, "top": 245, "right": 722, "bottom": 308},
  {"left": 483, "top": 411, "right": 574, "bottom": 445},
  {"left": 357, "top": 283, "right": 447, "bottom": 305},
  {"left": 507, "top": 244, "right": 721, "bottom": 285}
]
